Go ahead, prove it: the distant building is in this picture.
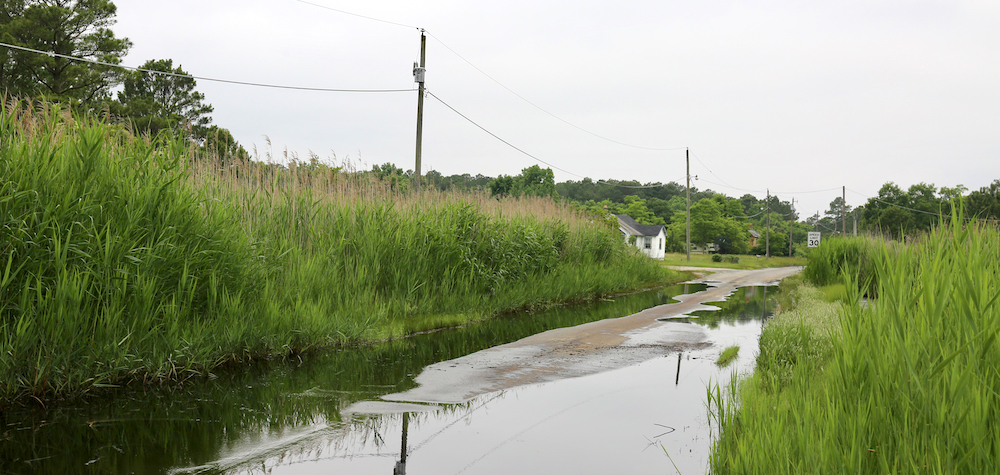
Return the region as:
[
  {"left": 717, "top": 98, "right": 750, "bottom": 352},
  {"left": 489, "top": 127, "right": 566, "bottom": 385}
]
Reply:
[
  {"left": 748, "top": 224, "right": 761, "bottom": 248},
  {"left": 615, "top": 214, "right": 666, "bottom": 259}
]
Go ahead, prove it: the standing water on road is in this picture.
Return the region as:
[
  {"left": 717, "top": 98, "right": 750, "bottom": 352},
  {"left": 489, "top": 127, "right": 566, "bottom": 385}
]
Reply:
[{"left": 0, "top": 283, "right": 777, "bottom": 474}]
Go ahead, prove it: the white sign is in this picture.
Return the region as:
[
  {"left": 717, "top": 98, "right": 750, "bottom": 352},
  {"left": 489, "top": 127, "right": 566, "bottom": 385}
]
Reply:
[{"left": 807, "top": 232, "right": 821, "bottom": 248}]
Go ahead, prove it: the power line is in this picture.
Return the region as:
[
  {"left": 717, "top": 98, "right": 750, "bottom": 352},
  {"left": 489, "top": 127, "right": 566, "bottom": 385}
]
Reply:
[
  {"left": 846, "top": 187, "right": 995, "bottom": 224},
  {"left": 429, "top": 90, "right": 690, "bottom": 190},
  {"left": 688, "top": 151, "right": 762, "bottom": 193},
  {"left": 696, "top": 177, "right": 757, "bottom": 194},
  {"left": 772, "top": 186, "right": 843, "bottom": 195},
  {"left": 846, "top": 188, "right": 944, "bottom": 218},
  {"left": 0, "top": 42, "right": 415, "bottom": 93},
  {"left": 424, "top": 32, "right": 686, "bottom": 152},
  {"left": 594, "top": 177, "right": 687, "bottom": 189},
  {"left": 293, "top": 0, "right": 421, "bottom": 30},
  {"left": 293, "top": 0, "right": 689, "bottom": 152},
  {"left": 426, "top": 90, "right": 586, "bottom": 179}
]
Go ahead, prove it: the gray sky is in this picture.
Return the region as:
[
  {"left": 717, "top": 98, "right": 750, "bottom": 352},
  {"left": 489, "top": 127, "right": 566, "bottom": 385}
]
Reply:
[{"left": 111, "top": 0, "right": 1000, "bottom": 218}]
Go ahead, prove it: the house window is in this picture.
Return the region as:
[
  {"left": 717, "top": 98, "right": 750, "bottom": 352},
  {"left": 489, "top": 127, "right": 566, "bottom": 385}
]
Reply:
[
  {"left": 644, "top": 237, "right": 652, "bottom": 249},
  {"left": 659, "top": 238, "right": 664, "bottom": 250}
]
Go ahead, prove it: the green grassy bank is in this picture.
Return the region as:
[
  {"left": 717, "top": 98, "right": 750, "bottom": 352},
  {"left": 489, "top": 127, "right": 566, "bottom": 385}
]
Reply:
[
  {"left": 661, "top": 252, "right": 807, "bottom": 269},
  {"left": 709, "top": 221, "right": 1000, "bottom": 473},
  {"left": 0, "top": 100, "right": 674, "bottom": 405}
]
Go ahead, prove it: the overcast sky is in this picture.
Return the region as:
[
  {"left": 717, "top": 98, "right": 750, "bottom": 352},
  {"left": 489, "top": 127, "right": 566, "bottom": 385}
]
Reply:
[{"left": 110, "top": 0, "right": 1000, "bottom": 218}]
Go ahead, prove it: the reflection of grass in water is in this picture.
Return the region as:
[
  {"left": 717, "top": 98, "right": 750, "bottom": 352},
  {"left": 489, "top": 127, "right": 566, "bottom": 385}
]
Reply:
[
  {"left": 689, "top": 286, "right": 777, "bottom": 328},
  {"left": 715, "top": 346, "right": 740, "bottom": 367},
  {"left": 0, "top": 282, "right": 704, "bottom": 475}
]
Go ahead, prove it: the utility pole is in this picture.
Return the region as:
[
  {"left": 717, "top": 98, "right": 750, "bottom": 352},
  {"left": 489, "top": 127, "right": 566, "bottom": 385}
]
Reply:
[
  {"left": 789, "top": 197, "right": 794, "bottom": 257},
  {"left": 765, "top": 189, "right": 770, "bottom": 258},
  {"left": 413, "top": 29, "right": 427, "bottom": 192},
  {"left": 685, "top": 148, "right": 691, "bottom": 262},
  {"left": 842, "top": 186, "right": 846, "bottom": 235}
]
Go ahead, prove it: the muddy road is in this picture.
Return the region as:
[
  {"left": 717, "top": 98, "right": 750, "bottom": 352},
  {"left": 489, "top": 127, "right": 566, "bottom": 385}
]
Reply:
[{"left": 377, "top": 266, "right": 802, "bottom": 406}]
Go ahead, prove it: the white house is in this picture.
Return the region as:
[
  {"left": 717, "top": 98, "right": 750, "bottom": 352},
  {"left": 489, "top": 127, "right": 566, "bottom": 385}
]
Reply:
[{"left": 615, "top": 214, "right": 667, "bottom": 259}]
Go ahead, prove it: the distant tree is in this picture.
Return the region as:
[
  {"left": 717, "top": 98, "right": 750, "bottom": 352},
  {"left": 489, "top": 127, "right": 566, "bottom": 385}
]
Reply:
[
  {"left": 490, "top": 165, "right": 557, "bottom": 199},
  {"left": 1, "top": 0, "right": 131, "bottom": 105},
  {"left": 200, "top": 126, "right": 248, "bottom": 162},
  {"left": 116, "top": 59, "right": 213, "bottom": 140},
  {"left": 424, "top": 169, "right": 444, "bottom": 189},
  {"left": 861, "top": 181, "right": 951, "bottom": 238},
  {"left": 369, "top": 162, "right": 410, "bottom": 191},
  {"left": 667, "top": 198, "right": 749, "bottom": 254},
  {"left": 489, "top": 174, "right": 515, "bottom": 198},
  {"left": 512, "top": 165, "right": 557, "bottom": 199},
  {"left": 0, "top": 1, "right": 30, "bottom": 95},
  {"left": 620, "top": 195, "right": 665, "bottom": 225},
  {"left": 966, "top": 180, "right": 1000, "bottom": 221}
]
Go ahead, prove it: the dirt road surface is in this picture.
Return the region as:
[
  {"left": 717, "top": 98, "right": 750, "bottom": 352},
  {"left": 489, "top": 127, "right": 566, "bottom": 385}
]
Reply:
[{"left": 376, "top": 266, "right": 802, "bottom": 406}]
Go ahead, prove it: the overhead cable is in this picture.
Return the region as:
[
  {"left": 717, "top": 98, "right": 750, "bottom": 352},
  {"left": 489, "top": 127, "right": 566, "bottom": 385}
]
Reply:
[
  {"left": 594, "top": 179, "right": 684, "bottom": 189},
  {"left": 294, "top": 0, "right": 689, "bottom": 152},
  {"left": 772, "top": 186, "right": 843, "bottom": 194},
  {"left": 0, "top": 42, "right": 415, "bottom": 93},
  {"left": 293, "top": 0, "right": 421, "bottom": 30},
  {"left": 688, "top": 151, "right": 762, "bottom": 193},
  {"left": 429, "top": 90, "right": 689, "bottom": 189},
  {"left": 426, "top": 90, "right": 586, "bottom": 179},
  {"left": 424, "top": 32, "right": 686, "bottom": 152}
]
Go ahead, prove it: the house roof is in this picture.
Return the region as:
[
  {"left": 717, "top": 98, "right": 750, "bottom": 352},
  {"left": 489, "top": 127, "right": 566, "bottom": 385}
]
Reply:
[
  {"left": 615, "top": 214, "right": 666, "bottom": 237},
  {"left": 749, "top": 228, "right": 760, "bottom": 238}
]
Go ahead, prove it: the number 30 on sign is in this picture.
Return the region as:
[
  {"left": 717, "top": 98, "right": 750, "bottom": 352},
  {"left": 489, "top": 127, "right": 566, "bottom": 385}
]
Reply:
[{"left": 807, "top": 232, "right": 821, "bottom": 248}]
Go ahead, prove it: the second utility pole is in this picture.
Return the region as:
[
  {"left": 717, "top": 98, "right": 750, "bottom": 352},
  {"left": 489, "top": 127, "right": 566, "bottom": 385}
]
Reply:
[
  {"left": 686, "top": 148, "right": 691, "bottom": 262},
  {"left": 413, "top": 29, "right": 426, "bottom": 192}
]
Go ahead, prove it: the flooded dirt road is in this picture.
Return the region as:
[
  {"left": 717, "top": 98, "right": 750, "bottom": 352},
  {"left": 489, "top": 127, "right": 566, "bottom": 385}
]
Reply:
[
  {"left": 2, "top": 267, "right": 800, "bottom": 474},
  {"left": 379, "top": 266, "right": 802, "bottom": 405}
]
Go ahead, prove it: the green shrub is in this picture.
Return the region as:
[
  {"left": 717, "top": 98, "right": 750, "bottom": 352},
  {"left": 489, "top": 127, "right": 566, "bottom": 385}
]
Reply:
[{"left": 712, "top": 254, "right": 724, "bottom": 262}]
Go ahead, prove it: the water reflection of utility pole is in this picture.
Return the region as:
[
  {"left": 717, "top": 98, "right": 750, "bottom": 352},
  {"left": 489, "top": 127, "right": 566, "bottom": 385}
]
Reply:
[
  {"left": 759, "top": 286, "right": 767, "bottom": 329},
  {"left": 675, "top": 352, "right": 682, "bottom": 385},
  {"left": 394, "top": 412, "right": 409, "bottom": 475}
]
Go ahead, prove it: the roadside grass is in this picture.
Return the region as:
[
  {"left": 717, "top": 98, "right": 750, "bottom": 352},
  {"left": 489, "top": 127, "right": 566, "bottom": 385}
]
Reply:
[
  {"left": 0, "top": 99, "right": 677, "bottom": 404},
  {"left": 661, "top": 252, "right": 806, "bottom": 269},
  {"left": 709, "top": 214, "right": 1000, "bottom": 473}
]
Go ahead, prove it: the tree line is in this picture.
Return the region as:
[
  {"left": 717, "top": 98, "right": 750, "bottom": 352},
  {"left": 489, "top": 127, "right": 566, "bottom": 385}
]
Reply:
[
  {"left": 6, "top": 2, "right": 995, "bottom": 251},
  {"left": 1, "top": 0, "right": 243, "bottom": 157}
]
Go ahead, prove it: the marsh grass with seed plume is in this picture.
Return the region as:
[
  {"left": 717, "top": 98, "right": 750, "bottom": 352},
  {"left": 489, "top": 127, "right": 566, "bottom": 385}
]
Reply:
[
  {"left": 0, "top": 99, "right": 673, "bottom": 404},
  {"left": 709, "top": 217, "right": 1000, "bottom": 473}
]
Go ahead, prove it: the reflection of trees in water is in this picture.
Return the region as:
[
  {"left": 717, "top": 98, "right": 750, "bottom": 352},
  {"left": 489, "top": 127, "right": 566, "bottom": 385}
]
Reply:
[
  {"left": 689, "top": 286, "right": 777, "bottom": 329},
  {"left": 1, "top": 283, "right": 704, "bottom": 474}
]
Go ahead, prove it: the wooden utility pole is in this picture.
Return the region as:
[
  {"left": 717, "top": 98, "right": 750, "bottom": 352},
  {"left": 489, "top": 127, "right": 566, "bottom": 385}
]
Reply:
[
  {"left": 789, "top": 197, "right": 794, "bottom": 257},
  {"left": 842, "top": 186, "right": 846, "bottom": 235},
  {"left": 413, "top": 30, "right": 426, "bottom": 192},
  {"left": 765, "top": 189, "right": 770, "bottom": 258},
  {"left": 685, "top": 148, "right": 691, "bottom": 262}
]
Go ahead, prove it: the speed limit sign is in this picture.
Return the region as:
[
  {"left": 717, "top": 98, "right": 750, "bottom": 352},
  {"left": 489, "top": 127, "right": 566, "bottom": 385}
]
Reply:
[{"left": 808, "top": 232, "right": 821, "bottom": 248}]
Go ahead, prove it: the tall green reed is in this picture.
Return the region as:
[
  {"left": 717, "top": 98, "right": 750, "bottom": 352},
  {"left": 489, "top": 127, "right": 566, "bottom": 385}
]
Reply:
[
  {"left": 710, "top": 211, "right": 1000, "bottom": 473},
  {"left": 0, "top": 98, "right": 670, "bottom": 404},
  {"left": 803, "top": 234, "right": 883, "bottom": 295}
]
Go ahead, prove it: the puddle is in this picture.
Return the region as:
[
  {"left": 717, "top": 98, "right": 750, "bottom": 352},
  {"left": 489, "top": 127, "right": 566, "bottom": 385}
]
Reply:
[{"left": 0, "top": 283, "right": 774, "bottom": 475}]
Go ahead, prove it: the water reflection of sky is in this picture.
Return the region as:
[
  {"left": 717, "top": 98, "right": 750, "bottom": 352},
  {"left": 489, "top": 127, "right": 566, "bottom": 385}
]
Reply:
[
  {"left": 1, "top": 284, "right": 775, "bottom": 475},
  {"left": 174, "top": 287, "right": 773, "bottom": 475}
]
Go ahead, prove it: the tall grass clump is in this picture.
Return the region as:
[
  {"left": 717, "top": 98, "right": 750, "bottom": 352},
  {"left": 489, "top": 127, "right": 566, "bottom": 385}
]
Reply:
[
  {"left": 0, "top": 99, "right": 267, "bottom": 401},
  {"left": 0, "top": 99, "right": 670, "bottom": 404},
  {"left": 710, "top": 211, "right": 1000, "bottom": 473},
  {"left": 802, "top": 235, "right": 883, "bottom": 295}
]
